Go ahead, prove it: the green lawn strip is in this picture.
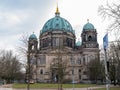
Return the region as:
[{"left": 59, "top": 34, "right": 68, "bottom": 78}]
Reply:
[
  {"left": 63, "top": 84, "right": 97, "bottom": 88},
  {"left": 96, "top": 87, "right": 120, "bottom": 90},
  {"left": 13, "top": 84, "right": 58, "bottom": 89},
  {"left": 13, "top": 83, "right": 97, "bottom": 89}
]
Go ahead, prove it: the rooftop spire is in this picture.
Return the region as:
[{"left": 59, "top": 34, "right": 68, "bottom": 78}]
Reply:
[
  {"left": 55, "top": 4, "right": 60, "bottom": 16},
  {"left": 87, "top": 19, "right": 89, "bottom": 23}
]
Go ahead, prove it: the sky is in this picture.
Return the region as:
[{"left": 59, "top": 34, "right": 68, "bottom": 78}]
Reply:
[{"left": 0, "top": 0, "right": 117, "bottom": 53}]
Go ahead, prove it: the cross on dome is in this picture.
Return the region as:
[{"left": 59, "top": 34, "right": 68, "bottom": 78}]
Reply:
[
  {"left": 55, "top": 4, "right": 60, "bottom": 16},
  {"left": 87, "top": 19, "right": 89, "bottom": 23}
]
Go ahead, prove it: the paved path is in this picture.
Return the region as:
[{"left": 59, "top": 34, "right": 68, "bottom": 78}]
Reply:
[{"left": 0, "top": 87, "right": 105, "bottom": 90}]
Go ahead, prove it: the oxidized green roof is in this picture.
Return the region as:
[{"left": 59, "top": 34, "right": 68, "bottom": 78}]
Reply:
[
  {"left": 83, "top": 22, "right": 95, "bottom": 31},
  {"left": 29, "top": 33, "right": 37, "bottom": 39},
  {"left": 41, "top": 13, "right": 75, "bottom": 34},
  {"left": 76, "top": 41, "right": 81, "bottom": 46}
]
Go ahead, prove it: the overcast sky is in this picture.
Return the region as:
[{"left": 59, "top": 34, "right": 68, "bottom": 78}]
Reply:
[{"left": 0, "top": 0, "right": 117, "bottom": 52}]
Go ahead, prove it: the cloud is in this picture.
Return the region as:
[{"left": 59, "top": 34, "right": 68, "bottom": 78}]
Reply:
[
  {"left": 0, "top": 12, "right": 21, "bottom": 26},
  {"left": 0, "top": 10, "right": 30, "bottom": 36},
  {"left": 0, "top": 0, "right": 58, "bottom": 35},
  {"left": 0, "top": 0, "right": 58, "bottom": 52}
]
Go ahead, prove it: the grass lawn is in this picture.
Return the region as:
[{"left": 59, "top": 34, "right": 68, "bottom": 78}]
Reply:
[
  {"left": 96, "top": 87, "right": 120, "bottom": 90},
  {"left": 13, "top": 83, "right": 97, "bottom": 89}
]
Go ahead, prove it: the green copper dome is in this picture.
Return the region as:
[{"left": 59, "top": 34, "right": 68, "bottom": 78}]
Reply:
[
  {"left": 76, "top": 41, "right": 81, "bottom": 46},
  {"left": 29, "top": 33, "right": 37, "bottom": 39},
  {"left": 41, "top": 8, "right": 75, "bottom": 35},
  {"left": 83, "top": 22, "right": 95, "bottom": 31}
]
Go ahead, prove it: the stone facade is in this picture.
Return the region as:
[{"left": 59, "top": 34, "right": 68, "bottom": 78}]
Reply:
[{"left": 27, "top": 7, "right": 99, "bottom": 83}]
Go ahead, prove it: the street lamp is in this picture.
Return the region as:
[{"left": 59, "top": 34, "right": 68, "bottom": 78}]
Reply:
[
  {"left": 104, "top": 49, "right": 110, "bottom": 90},
  {"left": 27, "top": 51, "right": 30, "bottom": 90},
  {"left": 115, "top": 63, "right": 118, "bottom": 85},
  {"left": 70, "top": 56, "right": 75, "bottom": 90},
  {"left": 72, "top": 68, "right": 75, "bottom": 90}
]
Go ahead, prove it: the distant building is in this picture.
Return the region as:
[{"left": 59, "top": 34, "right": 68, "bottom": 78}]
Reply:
[{"left": 27, "top": 6, "right": 99, "bottom": 83}]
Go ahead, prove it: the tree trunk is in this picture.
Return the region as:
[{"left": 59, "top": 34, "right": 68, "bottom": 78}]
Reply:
[{"left": 60, "top": 82, "right": 62, "bottom": 90}]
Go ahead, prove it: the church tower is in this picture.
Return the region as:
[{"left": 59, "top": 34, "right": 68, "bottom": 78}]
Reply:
[
  {"left": 80, "top": 20, "right": 99, "bottom": 81},
  {"left": 28, "top": 33, "right": 38, "bottom": 82},
  {"left": 28, "top": 33, "right": 38, "bottom": 51},
  {"left": 81, "top": 20, "right": 99, "bottom": 48}
]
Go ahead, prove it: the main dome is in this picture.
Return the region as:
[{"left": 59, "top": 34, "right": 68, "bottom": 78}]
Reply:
[{"left": 41, "top": 7, "right": 75, "bottom": 35}]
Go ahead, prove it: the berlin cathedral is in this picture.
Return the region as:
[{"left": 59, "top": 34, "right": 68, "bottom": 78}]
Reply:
[{"left": 27, "top": 6, "right": 99, "bottom": 83}]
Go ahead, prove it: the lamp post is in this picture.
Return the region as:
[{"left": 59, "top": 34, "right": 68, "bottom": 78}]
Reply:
[
  {"left": 115, "top": 63, "right": 118, "bottom": 85},
  {"left": 72, "top": 67, "right": 75, "bottom": 90},
  {"left": 35, "top": 53, "right": 38, "bottom": 83},
  {"left": 104, "top": 49, "right": 110, "bottom": 90},
  {"left": 27, "top": 51, "right": 30, "bottom": 90}
]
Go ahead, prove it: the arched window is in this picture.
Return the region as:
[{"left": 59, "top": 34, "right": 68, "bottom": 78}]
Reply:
[
  {"left": 79, "top": 69, "right": 81, "bottom": 73},
  {"left": 92, "top": 35, "right": 96, "bottom": 41},
  {"left": 70, "top": 56, "right": 75, "bottom": 65},
  {"left": 83, "top": 56, "right": 86, "bottom": 65},
  {"left": 43, "top": 38, "right": 48, "bottom": 47},
  {"left": 79, "top": 75, "right": 81, "bottom": 79},
  {"left": 66, "top": 38, "right": 72, "bottom": 47},
  {"left": 77, "top": 58, "right": 81, "bottom": 65},
  {"left": 72, "top": 69, "right": 74, "bottom": 75},
  {"left": 88, "top": 36, "right": 92, "bottom": 41},
  {"left": 31, "top": 45, "right": 34, "bottom": 50},
  {"left": 40, "top": 69, "right": 43, "bottom": 75},
  {"left": 52, "top": 37, "right": 59, "bottom": 47},
  {"left": 39, "top": 55, "right": 46, "bottom": 64},
  {"left": 83, "top": 34, "right": 86, "bottom": 42}
]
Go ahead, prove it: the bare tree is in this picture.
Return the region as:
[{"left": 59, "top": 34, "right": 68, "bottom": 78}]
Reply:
[
  {"left": 87, "top": 57, "right": 105, "bottom": 84},
  {"left": 17, "top": 33, "right": 29, "bottom": 81},
  {"left": 50, "top": 49, "right": 70, "bottom": 90},
  {"left": 108, "top": 42, "right": 120, "bottom": 85},
  {"left": 98, "top": 1, "right": 120, "bottom": 85},
  {"left": 98, "top": 1, "right": 120, "bottom": 38},
  {"left": 17, "top": 33, "right": 29, "bottom": 58},
  {"left": 0, "top": 50, "right": 22, "bottom": 83}
]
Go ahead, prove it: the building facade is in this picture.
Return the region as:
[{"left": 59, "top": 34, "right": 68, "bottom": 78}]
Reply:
[{"left": 27, "top": 7, "right": 99, "bottom": 83}]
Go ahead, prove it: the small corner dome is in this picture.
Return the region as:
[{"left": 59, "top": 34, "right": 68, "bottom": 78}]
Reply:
[
  {"left": 83, "top": 22, "right": 95, "bottom": 31},
  {"left": 29, "top": 33, "right": 37, "bottom": 39},
  {"left": 76, "top": 41, "right": 81, "bottom": 46}
]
